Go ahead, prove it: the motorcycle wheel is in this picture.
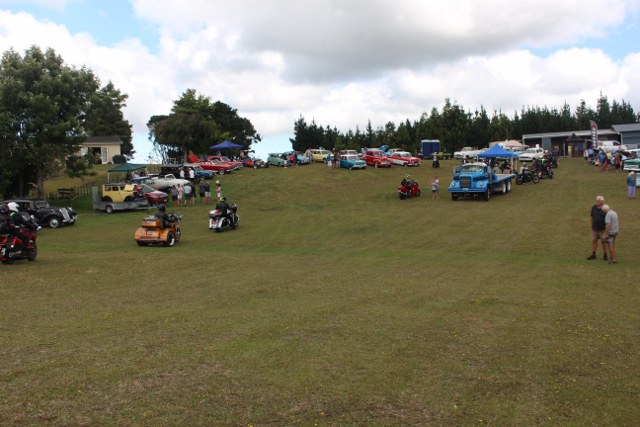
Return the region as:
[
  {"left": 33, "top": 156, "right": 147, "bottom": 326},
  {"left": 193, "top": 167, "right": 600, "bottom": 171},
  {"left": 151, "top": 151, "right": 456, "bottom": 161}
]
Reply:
[
  {"left": 27, "top": 244, "right": 37, "bottom": 261},
  {"left": 415, "top": 189, "right": 421, "bottom": 197},
  {"left": 399, "top": 193, "right": 405, "bottom": 200},
  {"left": 164, "top": 231, "right": 176, "bottom": 247},
  {"left": 515, "top": 175, "right": 523, "bottom": 185},
  {"left": 532, "top": 175, "right": 540, "bottom": 184}
]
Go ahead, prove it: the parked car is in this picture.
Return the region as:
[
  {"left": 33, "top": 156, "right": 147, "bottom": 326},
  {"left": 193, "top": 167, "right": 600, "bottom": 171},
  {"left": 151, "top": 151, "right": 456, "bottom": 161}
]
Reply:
[
  {"left": 148, "top": 174, "right": 191, "bottom": 191},
  {"left": 139, "top": 185, "right": 168, "bottom": 205},
  {"left": 101, "top": 183, "right": 145, "bottom": 203},
  {"left": 182, "top": 163, "right": 216, "bottom": 179},
  {"left": 2, "top": 198, "right": 77, "bottom": 228},
  {"left": 454, "top": 147, "right": 485, "bottom": 160},
  {"left": 339, "top": 149, "right": 359, "bottom": 156},
  {"left": 623, "top": 158, "right": 640, "bottom": 172},
  {"left": 362, "top": 149, "right": 392, "bottom": 168},
  {"left": 309, "top": 149, "right": 332, "bottom": 162},
  {"left": 339, "top": 154, "right": 366, "bottom": 170},
  {"left": 388, "top": 151, "right": 421, "bottom": 167},
  {"left": 283, "top": 151, "right": 311, "bottom": 165},
  {"left": 267, "top": 153, "right": 289, "bottom": 167},
  {"left": 242, "top": 157, "right": 268, "bottom": 168},
  {"left": 197, "top": 159, "right": 236, "bottom": 175},
  {"left": 207, "top": 155, "right": 242, "bottom": 170},
  {"left": 518, "top": 147, "right": 545, "bottom": 162}
]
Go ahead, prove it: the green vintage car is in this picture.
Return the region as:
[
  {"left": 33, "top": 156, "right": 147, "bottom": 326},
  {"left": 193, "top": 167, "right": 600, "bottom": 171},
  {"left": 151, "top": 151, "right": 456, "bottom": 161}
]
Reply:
[{"left": 267, "top": 153, "right": 288, "bottom": 167}]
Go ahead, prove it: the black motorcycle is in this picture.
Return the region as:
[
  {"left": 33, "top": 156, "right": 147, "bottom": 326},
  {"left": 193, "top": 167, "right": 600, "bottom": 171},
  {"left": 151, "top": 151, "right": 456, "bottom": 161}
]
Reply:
[
  {"left": 208, "top": 204, "right": 239, "bottom": 232},
  {"left": 515, "top": 168, "right": 540, "bottom": 185}
]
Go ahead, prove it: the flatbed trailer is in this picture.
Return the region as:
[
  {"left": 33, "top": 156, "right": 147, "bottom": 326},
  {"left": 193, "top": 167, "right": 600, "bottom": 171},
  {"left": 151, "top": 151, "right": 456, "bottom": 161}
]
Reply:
[{"left": 92, "top": 187, "right": 151, "bottom": 214}]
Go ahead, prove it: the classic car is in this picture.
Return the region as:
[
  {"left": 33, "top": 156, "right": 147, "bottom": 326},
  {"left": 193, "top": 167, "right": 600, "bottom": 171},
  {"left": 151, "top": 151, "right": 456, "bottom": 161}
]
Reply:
[
  {"left": 182, "top": 163, "right": 216, "bottom": 179},
  {"left": 148, "top": 174, "right": 191, "bottom": 191},
  {"left": 1, "top": 198, "right": 77, "bottom": 228},
  {"left": 454, "top": 147, "right": 486, "bottom": 160},
  {"left": 206, "top": 155, "right": 242, "bottom": 170},
  {"left": 283, "top": 151, "right": 311, "bottom": 165},
  {"left": 518, "top": 147, "right": 545, "bottom": 162},
  {"left": 309, "top": 149, "right": 332, "bottom": 162},
  {"left": 339, "top": 154, "right": 366, "bottom": 170},
  {"left": 623, "top": 158, "right": 640, "bottom": 172},
  {"left": 339, "top": 149, "right": 359, "bottom": 156},
  {"left": 197, "top": 159, "right": 236, "bottom": 175},
  {"left": 388, "top": 151, "right": 421, "bottom": 167},
  {"left": 361, "top": 149, "right": 392, "bottom": 168},
  {"left": 267, "top": 153, "right": 289, "bottom": 167},
  {"left": 139, "top": 185, "right": 168, "bottom": 205},
  {"left": 242, "top": 157, "right": 268, "bottom": 168},
  {"left": 101, "top": 183, "right": 145, "bottom": 203}
]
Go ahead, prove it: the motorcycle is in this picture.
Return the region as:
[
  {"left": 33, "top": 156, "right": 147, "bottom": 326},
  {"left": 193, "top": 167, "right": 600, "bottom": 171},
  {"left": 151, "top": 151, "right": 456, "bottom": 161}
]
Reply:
[
  {"left": 134, "top": 213, "right": 183, "bottom": 246},
  {"left": 0, "top": 225, "right": 38, "bottom": 264},
  {"left": 538, "top": 164, "right": 554, "bottom": 179},
  {"left": 398, "top": 181, "right": 421, "bottom": 199},
  {"left": 208, "top": 204, "right": 239, "bottom": 232},
  {"left": 515, "top": 168, "right": 540, "bottom": 185}
]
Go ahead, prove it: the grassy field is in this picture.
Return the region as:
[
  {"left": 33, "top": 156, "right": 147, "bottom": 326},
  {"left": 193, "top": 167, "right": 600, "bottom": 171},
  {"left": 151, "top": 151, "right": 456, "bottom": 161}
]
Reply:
[{"left": 1, "top": 158, "right": 639, "bottom": 426}]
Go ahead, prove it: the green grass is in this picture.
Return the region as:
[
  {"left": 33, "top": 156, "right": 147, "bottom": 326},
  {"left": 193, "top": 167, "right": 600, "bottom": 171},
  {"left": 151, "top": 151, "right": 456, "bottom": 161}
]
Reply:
[{"left": 2, "top": 159, "right": 640, "bottom": 426}]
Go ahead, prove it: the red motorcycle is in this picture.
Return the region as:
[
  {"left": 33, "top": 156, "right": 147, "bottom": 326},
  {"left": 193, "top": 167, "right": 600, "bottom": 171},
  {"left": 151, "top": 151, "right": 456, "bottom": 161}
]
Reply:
[
  {"left": 0, "top": 226, "right": 38, "bottom": 264},
  {"left": 398, "top": 181, "right": 421, "bottom": 199}
]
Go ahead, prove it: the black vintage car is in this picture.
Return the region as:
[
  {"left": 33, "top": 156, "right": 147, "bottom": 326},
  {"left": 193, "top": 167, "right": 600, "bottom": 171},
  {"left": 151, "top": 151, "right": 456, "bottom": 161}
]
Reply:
[{"left": 1, "top": 199, "right": 77, "bottom": 228}]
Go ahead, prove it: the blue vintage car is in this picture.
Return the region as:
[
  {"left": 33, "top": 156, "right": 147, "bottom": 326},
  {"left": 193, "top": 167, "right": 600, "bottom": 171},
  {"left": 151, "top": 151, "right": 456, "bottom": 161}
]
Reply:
[
  {"left": 283, "top": 151, "right": 311, "bottom": 165},
  {"left": 339, "top": 154, "right": 366, "bottom": 170}
]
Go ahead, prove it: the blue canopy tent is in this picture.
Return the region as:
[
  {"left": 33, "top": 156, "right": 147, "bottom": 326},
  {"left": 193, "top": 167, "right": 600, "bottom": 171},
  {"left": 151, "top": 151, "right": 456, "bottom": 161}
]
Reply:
[
  {"left": 477, "top": 144, "right": 518, "bottom": 159},
  {"left": 209, "top": 140, "right": 243, "bottom": 150}
]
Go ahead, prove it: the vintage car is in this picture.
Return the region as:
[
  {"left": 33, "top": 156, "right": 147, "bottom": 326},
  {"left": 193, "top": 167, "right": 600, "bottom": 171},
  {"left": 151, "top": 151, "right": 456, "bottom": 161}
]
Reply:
[
  {"left": 388, "top": 151, "right": 421, "bottom": 167},
  {"left": 242, "top": 156, "right": 268, "bottom": 168},
  {"left": 267, "top": 153, "right": 289, "bottom": 167},
  {"left": 197, "top": 159, "right": 236, "bottom": 175},
  {"left": 518, "top": 147, "right": 545, "bottom": 162},
  {"left": 139, "top": 185, "right": 168, "bottom": 205},
  {"left": 206, "top": 155, "right": 242, "bottom": 170},
  {"left": 339, "top": 154, "right": 366, "bottom": 170},
  {"left": 623, "top": 158, "right": 640, "bottom": 172},
  {"left": 454, "top": 147, "right": 485, "bottom": 160},
  {"left": 339, "top": 149, "right": 359, "bottom": 156},
  {"left": 362, "top": 149, "right": 392, "bottom": 168},
  {"left": 147, "top": 174, "right": 191, "bottom": 191},
  {"left": 101, "top": 183, "right": 144, "bottom": 203},
  {"left": 181, "top": 164, "right": 216, "bottom": 179},
  {"left": 283, "top": 151, "right": 311, "bottom": 165},
  {"left": 309, "top": 149, "right": 332, "bottom": 163},
  {"left": 1, "top": 198, "right": 77, "bottom": 228}
]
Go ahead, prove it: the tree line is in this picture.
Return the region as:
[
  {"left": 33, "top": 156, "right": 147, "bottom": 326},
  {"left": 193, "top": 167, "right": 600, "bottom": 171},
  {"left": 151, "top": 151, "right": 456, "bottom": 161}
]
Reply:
[{"left": 290, "top": 96, "right": 639, "bottom": 155}]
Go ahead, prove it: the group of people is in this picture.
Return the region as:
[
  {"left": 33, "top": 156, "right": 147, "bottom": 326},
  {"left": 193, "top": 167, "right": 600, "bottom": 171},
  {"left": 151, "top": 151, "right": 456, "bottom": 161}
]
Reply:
[
  {"left": 588, "top": 195, "right": 619, "bottom": 264},
  {"left": 584, "top": 148, "right": 625, "bottom": 171},
  {"left": 168, "top": 180, "right": 223, "bottom": 207}
]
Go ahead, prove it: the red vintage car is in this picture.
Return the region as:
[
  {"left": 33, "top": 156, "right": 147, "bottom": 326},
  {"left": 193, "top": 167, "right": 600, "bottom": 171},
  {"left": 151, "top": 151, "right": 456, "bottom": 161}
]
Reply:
[
  {"left": 362, "top": 149, "right": 392, "bottom": 168},
  {"left": 207, "top": 155, "right": 242, "bottom": 170},
  {"left": 387, "top": 151, "right": 422, "bottom": 167},
  {"left": 197, "top": 159, "right": 236, "bottom": 175}
]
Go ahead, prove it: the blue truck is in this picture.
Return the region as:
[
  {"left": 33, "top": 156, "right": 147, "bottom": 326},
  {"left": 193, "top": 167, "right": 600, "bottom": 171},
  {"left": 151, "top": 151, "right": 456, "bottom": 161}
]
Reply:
[{"left": 448, "top": 162, "right": 516, "bottom": 201}]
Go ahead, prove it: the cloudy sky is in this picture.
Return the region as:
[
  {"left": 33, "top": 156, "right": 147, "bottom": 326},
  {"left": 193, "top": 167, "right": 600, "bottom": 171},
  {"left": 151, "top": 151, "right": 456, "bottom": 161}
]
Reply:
[{"left": 1, "top": 0, "right": 639, "bottom": 160}]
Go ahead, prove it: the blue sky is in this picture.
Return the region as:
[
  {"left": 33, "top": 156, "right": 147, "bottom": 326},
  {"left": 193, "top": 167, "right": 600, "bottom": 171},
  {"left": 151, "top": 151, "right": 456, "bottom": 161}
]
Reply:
[{"left": 1, "top": 0, "right": 640, "bottom": 161}]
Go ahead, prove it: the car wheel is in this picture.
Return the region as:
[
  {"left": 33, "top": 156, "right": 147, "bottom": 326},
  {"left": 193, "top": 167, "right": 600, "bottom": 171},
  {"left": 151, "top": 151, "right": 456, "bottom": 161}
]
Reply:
[
  {"left": 506, "top": 180, "right": 512, "bottom": 193},
  {"left": 403, "top": 162, "right": 408, "bottom": 167},
  {"left": 501, "top": 182, "right": 507, "bottom": 194},
  {"left": 219, "top": 170, "right": 225, "bottom": 175},
  {"left": 105, "top": 205, "right": 114, "bottom": 214},
  {"left": 374, "top": 163, "right": 379, "bottom": 168},
  {"left": 484, "top": 190, "right": 490, "bottom": 201},
  {"left": 48, "top": 217, "right": 60, "bottom": 228}
]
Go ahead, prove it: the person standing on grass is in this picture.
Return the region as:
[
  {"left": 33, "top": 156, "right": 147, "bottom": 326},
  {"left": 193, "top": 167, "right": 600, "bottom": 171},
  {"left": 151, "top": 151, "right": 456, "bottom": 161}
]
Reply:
[
  {"left": 177, "top": 184, "right": 184, "bottom": 207},
  {"left": 170, "top": 185, "right": 178, "bottom": 207},
  {"left": 431, "top": 176, "right": 439, "bottom": 200},
  {"left": 215, "top": 180, "right": 223, "bottom": 202},
  {"left": 587, "top": 195, "right": 607, "bottom": 260},
  {"left": 627, "top": 172, "right": 636, "bottom": 199},
  {"left": 183, "top": 182, "right": 192, "bottom": 206},
  {"left": 602, "top": 204, "right": 619, "bottom": 264}
]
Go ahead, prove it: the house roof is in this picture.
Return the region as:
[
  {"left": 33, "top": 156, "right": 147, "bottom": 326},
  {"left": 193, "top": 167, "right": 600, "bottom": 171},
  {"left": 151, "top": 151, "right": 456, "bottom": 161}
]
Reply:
[{"left": 85, "top": 135, "right": 123, "bottom": 145}]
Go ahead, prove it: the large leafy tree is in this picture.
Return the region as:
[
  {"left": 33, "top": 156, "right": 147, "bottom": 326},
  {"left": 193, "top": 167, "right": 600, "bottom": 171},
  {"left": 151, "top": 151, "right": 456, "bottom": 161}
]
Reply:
[
  {"left": 84, "top": 81, "right": 133, "bottom": 156},
  {"left": 148, "top": 89, "right": 259, "bottom": 161},
  {"left": 0, "top": 46, "right": 132, "bottom": 198}
]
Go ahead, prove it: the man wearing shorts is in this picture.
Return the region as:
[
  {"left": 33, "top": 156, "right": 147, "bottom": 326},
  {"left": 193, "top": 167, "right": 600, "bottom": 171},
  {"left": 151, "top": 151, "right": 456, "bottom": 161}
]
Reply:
[
  {"left": 602, "top": 204, "right": 619, "bottom": 264},
  {"left": 587, "top": 195, "right": 607, "bottom": 260}
]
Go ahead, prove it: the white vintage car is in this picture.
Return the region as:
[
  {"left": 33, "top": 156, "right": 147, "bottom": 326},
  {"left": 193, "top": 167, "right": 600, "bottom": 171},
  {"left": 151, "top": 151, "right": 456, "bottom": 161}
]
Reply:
[
  {"left": 454, "top": 147, "right": 484, "bottom": 160},
  {"left": 387, "top": 151, "right": 421, "bottom": 167},
  {"left": 518, "top": 147, "right": 545, "bottom": 162},
  {"left": 148, "top": 174, "right": 191, "bottom": 191}
]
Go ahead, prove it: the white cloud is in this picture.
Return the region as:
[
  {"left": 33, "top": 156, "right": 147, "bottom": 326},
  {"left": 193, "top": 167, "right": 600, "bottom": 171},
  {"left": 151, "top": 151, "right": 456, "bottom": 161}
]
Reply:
[{"left": 1, "top": 0, "right": 640, "bottom": 160}]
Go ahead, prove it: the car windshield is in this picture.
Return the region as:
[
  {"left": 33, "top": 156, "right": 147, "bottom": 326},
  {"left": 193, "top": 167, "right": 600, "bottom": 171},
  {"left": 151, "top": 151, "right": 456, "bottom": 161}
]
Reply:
[
  {"left": 524, "top": 148, "right": 539, "bottom": 153},
  {"left": 461, "top": 164, "right": 485, "bottom": 173},
  {"left": 397, "top": 152, "right": 410, "bottom": 157}
]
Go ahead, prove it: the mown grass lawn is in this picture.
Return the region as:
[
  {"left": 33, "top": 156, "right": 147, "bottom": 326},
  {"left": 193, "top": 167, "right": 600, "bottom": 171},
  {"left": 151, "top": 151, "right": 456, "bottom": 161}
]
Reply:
[{"left": 1, "top": 158, "right": 639, "bottom": 426}]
